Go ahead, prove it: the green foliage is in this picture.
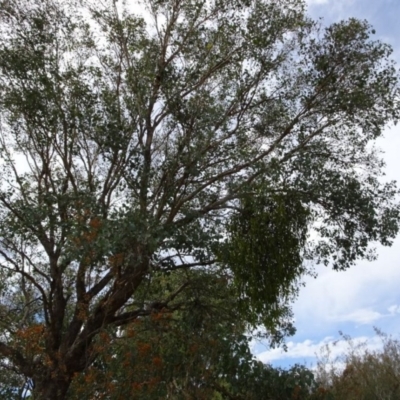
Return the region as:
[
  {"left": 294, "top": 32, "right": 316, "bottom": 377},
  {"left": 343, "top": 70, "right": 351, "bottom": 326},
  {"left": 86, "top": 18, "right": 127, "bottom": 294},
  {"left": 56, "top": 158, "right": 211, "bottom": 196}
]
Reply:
[
  {"left": 67, "top": 270, "right": 320, "bottom": 399},
  {"left": 217, "top": 191, "right": 310, "bottom": 342},
  {"left": 315, "top": 329, "right": 400, "bottom": 400}
]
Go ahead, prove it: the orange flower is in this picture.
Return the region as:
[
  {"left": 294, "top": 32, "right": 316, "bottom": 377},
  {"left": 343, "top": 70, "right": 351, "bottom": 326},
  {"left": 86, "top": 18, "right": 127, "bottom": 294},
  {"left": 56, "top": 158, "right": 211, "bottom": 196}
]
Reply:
[
  {"left": 99, "top": 331, "right": 111, "bottom": 343},
  {"left": 108, "top": 253, "right": 125, "bottom": 269},
  {"left": 132, "top": 382, "right": 143, "bottom": 391},
  {"left": 137, "top": 342, "right": 151, "bottom": 356},
  {"left": 152, "top": 357, "right": 163, "bottom": 368}
]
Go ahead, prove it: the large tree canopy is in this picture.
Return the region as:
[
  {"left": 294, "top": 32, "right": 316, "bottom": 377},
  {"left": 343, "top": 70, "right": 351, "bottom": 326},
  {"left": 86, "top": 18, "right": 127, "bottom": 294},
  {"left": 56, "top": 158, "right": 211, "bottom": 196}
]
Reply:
[{"left": 0, "top": 0, "right": 399, "bottom": 397}]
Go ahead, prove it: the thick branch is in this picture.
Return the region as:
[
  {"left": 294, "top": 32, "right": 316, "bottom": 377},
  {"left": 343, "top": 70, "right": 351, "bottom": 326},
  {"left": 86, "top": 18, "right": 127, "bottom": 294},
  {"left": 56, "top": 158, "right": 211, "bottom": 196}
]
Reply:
[{"left": 0, "top": 342, "right": 32, "bottom": 378}]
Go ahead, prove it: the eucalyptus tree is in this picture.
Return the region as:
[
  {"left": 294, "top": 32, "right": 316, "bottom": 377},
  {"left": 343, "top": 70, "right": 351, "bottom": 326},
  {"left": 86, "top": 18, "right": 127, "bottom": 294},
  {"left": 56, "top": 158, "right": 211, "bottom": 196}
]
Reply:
[{"left": 0, "top": 0, "right": 399, "bottom": 397}]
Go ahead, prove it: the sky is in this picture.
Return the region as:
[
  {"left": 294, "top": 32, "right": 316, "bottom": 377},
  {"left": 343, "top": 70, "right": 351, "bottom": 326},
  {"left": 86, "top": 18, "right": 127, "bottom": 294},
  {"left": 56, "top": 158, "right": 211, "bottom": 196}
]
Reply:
[{"left": 254, "top": 0, "right": 400, "bottom": 369}]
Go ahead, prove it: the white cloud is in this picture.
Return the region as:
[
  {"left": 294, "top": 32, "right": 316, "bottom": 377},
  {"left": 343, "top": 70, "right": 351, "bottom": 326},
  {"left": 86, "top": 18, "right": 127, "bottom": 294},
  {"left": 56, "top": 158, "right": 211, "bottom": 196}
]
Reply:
[
  {"left": 331, "top": 308, "right": 384, "bottom": 325},
  {"left": 306, "top": 0, "right": 329, "bottom": 4},
  {"left": 388, "top": 304, "right": 400, "bottom": 315},
  {"left": 329, "top": 305, "right": 400, "bottom": 325},
  {"left": 257, "top": 337, "right": 332, "bottom": 363},
  {"left": 292, "top": 232, "right": 400, "bottom": 336},
  {"left": 256, "top": 334, "right": 383, "bottom": 364}
]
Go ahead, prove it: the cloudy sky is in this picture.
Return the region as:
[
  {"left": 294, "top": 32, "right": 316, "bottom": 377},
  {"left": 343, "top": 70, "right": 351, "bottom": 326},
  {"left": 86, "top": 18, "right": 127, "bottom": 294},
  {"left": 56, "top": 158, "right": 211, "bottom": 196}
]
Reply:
[{"left": 254, "top": 0, "right": 400, "bottom": 369}]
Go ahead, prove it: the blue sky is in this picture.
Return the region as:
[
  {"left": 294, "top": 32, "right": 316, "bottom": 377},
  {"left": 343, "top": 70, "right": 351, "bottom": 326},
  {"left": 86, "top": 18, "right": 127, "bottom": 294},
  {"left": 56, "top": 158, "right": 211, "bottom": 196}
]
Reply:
[{"left": 254, "top": 0, "right": 400, "bottom": 369}]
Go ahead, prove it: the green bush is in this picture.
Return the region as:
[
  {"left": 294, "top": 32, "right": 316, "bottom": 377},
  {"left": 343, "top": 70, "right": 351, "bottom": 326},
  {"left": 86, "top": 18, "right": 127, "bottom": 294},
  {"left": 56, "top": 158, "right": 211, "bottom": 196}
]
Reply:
[{"left": 314, "top": 328, "right": 400, "bottom": 400}]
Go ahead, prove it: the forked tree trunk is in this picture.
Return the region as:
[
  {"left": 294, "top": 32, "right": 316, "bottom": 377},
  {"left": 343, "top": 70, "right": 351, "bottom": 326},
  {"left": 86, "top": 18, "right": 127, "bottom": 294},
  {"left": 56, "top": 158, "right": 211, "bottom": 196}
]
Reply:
[{"left": 33, "top": 375, "right": 71, "bottom": 400}]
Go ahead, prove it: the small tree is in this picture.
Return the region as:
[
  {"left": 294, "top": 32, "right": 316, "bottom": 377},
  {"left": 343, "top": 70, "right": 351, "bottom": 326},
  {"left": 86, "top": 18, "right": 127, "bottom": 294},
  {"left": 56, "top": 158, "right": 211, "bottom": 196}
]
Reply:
[
  {"left": 315, "top": 329, "right": 400, "bottom": 400},
  {"left": 0, "top": 0, "right": 399, "bottom": 397}
]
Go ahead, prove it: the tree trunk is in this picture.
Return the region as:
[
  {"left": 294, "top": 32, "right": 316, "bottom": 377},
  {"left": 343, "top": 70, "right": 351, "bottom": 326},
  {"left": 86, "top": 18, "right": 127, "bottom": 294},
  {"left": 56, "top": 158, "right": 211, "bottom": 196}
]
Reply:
[{"left": 33, "top": 375, "right": 71, "bottom": 400}]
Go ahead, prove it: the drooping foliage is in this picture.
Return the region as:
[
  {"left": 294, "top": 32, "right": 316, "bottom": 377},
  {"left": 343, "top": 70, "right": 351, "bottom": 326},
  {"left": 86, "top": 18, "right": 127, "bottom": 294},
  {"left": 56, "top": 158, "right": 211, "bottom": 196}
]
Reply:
[{"left": 217, "top": 191, "right": 311, "bottom": 342}]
